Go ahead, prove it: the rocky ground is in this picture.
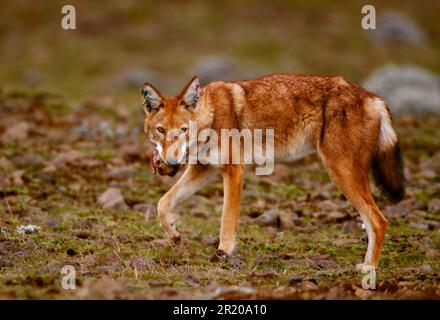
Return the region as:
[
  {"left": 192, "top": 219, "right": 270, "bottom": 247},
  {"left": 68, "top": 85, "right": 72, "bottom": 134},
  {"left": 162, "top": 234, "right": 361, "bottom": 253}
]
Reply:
[{"left": 0, "top": 91, "right": 439, "bottom": 299}]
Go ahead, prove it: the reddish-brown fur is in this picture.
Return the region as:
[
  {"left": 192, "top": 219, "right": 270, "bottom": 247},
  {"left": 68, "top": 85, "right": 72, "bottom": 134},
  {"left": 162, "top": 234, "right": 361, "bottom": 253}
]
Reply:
[{"left": 141, "top": 74, "right": 405, "bottom": 269}]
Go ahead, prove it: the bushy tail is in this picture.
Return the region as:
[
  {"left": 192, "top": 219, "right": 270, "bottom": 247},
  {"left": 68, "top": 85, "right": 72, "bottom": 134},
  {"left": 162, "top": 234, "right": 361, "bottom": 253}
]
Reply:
[
  {"left": 372, "top": 143, "right": 405, "bottom": 202},
  {"left": 371, "top": 99, "right": 405, "bottom": 202}
]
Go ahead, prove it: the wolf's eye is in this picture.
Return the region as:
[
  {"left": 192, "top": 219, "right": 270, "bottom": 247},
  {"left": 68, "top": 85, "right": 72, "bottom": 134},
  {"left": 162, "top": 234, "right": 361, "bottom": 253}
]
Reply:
[
  {"left": 180, "top": 127, "right": 188, "bottom": 133},
  {"left": 157, "top": 127, "right": 165, "bottom": 133}
]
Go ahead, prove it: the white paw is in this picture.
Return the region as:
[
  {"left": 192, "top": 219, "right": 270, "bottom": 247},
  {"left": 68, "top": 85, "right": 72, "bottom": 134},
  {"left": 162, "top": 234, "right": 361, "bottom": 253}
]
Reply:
[{"left": 217, "top": 243, "right": 236, "bottom": 256}]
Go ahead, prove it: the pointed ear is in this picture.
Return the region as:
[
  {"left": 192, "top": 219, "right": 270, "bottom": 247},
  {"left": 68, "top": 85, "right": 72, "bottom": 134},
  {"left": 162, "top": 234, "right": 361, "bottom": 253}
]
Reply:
[
  {"left": 140, "top": 83, "right": 163, "bottom": 113},
  {"left": 181, "top": 76, "right": 200, "bottom": 108}
]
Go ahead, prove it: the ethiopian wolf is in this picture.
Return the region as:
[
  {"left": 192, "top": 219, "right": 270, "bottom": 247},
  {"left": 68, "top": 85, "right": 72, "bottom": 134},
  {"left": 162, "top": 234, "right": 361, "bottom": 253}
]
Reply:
[{"left": 140, "top": 74, "right": 405, "bottom": 270}]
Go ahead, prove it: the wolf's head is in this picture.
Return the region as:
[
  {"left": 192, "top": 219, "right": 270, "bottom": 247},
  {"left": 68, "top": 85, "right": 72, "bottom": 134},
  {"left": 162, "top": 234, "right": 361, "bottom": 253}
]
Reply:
[{"left": 141, "top": 76, "right": 200, "bottom": 176}]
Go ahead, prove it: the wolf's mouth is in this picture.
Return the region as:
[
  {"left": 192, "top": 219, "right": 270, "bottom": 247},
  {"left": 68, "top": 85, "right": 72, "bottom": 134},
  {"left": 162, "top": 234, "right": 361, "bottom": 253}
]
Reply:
[{"left": 167, "top": 165, "right": 181, "bottom": 177}]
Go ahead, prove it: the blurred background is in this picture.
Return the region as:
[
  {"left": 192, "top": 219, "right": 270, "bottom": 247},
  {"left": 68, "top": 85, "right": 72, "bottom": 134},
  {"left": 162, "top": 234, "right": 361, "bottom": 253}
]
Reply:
[
  {"left": 0, "top": 0, "right": 439, "bottom": 113},
  {"left": 0, "top": 0, "right": 439, "bottom": 300}
]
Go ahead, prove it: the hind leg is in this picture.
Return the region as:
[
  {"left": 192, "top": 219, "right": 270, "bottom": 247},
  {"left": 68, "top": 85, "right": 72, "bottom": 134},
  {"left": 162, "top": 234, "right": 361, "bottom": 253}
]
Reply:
[{"left": 320, "top": 153, "right": 388, "bottom": 269}]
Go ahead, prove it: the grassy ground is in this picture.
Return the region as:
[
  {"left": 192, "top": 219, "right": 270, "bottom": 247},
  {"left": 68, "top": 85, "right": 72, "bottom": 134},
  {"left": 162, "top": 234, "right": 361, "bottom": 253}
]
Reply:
[
  {"left": 0, "top": 0, "right": 439, "bottom": 300},
  {"left": 0, "top": 91, "right": 439, "bottom": 299}
]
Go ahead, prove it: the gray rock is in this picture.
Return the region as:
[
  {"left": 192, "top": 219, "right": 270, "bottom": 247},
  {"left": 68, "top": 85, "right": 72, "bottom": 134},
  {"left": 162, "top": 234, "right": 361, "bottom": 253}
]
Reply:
[
  {"left": 279, "top": 210, "right": 295, "bottom": 229},
  {"left": 363, "top": 65, "right": 440, "bottom": 116},
  {"left": 105, "top": 166, "right": 136, "bottom": 180},
  {"left": 12, "top": 154, "right": 44, "bottom": 167},
  {"left": 384, "top": 202, "right": 410, "bottom": 217},
  {"left": 1, "top": 121, "right": 29, "bottom": 143},
  {"left": 428, "top": 199, "right": 440, "bottom": 214},
  {"left": 16, "top": 224, "right": 40, "bottom": 235},
  {"left": 72, "top": 119, "right": 93, "bottom": 139},
  {"left": 253, "top": 209, "right": 279, "bottom": 227},
  {"left": 409, "top": 222, "right": 429, "bottom": 231},
  {"left": 97, "top": 121, "right": 114, "bottom": 139},
  {"left": 114, "top": 68, "right": 155, "bottom": 88},
  {"left": 97, "top": 188, "right": 128, "bottom": 210},
  {"left": 211, "top": 286, "right": 255, "bottom": 299},
  {"left": 195, "top": 56, "right": 238, "bottom": 84},
  {"left": 200, "top": 234, "right": 219, "bottom": 247},
  {"left": 371, "top": 11, "right": 427, "bottom": 46},
  {"left": 327, "top": 211, "right": 347, "bottom": 221},
  {"left": 418, "top": 262, "right": 433, "bottom": 273},
  {"left": 342, "top": 221, "right": 361, "bottom": 234}
]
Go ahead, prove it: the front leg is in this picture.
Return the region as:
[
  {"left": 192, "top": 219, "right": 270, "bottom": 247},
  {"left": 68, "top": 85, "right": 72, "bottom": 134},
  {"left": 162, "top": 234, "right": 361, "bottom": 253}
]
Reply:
[
  {"left": 157, "top": 164, "right": 215, "bottom": 242},
  {"left": 218, "top": 164, "right": 244, "bottom": 255}
]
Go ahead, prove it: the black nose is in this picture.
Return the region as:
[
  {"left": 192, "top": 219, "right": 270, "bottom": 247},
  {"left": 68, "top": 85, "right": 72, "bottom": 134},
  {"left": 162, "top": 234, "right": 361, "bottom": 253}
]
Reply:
[{"left": 166, "top": 158, "right": 179, "bottom": 167}]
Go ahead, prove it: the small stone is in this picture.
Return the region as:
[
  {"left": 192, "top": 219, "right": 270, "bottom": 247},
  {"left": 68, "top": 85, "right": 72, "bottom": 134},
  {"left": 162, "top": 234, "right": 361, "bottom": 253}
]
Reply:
[
  {"left": 372, "top": 11, "right": 427, "bottom": 46},
  {"left": 328, "top": 211, "right": 347, "bottom": 221},
  {"left": 426, "top": 248, "right": 439, "bottom": 258},
  {"left": 105, "top": 166, "right": 136, "bottom": 180},
  {"left": 12, "top": 154, "right": 44, "bottom": 167},
  {"left": 253, "top": 209, "right": 279, "bottom": 227},
  {"left": 132, "top": 203, "right": 157, "bottom": 221},
  {"left": 7, "top": 170, "right": 24, "bottom": 186},
  {"left": 319, "top": 191, "right": 331, "bottom": 199},
  {"left": 397, "top": 281, "right": 413, "bottom": 288},
  {"left": 428, "top": 199, "right": 440, "bottom": 214},
  {"left": 71, "top": 120, "right": 93, "bottom": 139},
  {"left": 1, "top": 121, "right": 29, "bottom": 143},
  {"left": 0, "top": 157, "right": 13, "bottom": 171},
  {"left": 279, "top": 210, "right": 294, "bottom": 229},
  {"left": 195, "top": 56, "right": 238, "bottom": 84},
  {"left": 52, "top": 150, "right": 84, "bottom": 167},
  {"left": 211, "top": 285, "right": 256, "bottom": 299},
  {"left": 200, "top": 234, "right": 218, "bottom": 247},
  {"left": 16, "top": 224, "right": 40, "bottom": 235},
  {"left": 419, "top": 262, "right": 433, "bottom": 273},
  {"left": 342, "top": 221, "right": 361, "bottom": 233},
  {"left": 308, "top": 254, "right": 338, "bottom": 269},
  {"left": 25, "top": 239, "right": 38, "bottom": 250},
  {"left": 301, "top": 280, "right": 318, "bottom": 291},
  {"left": 97, "top": 188, "right": 128, "bottom": 210},
  {"left": 288, "top": 274, "right": 303, "bottom": 286},
  {"left": 97, "top": 121, "right": 114, "bottom": 139},
  {"left": 384, "top": 202, "right": 410, "bottom": 217},
  {"left": 114, "top": 68, "right": 155, "bottom": 88},
  {"left": 319, "top": 200, "right": 340, "bottom": 212},
  {"left": 43, "top": 164, "right": 57, "bottom": 174},
  {"left": 409, "top": 222, "right": 429, "bottom": 231},
  {"left": 149, "top": 239, "right": 169, "bottom": 248}
]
